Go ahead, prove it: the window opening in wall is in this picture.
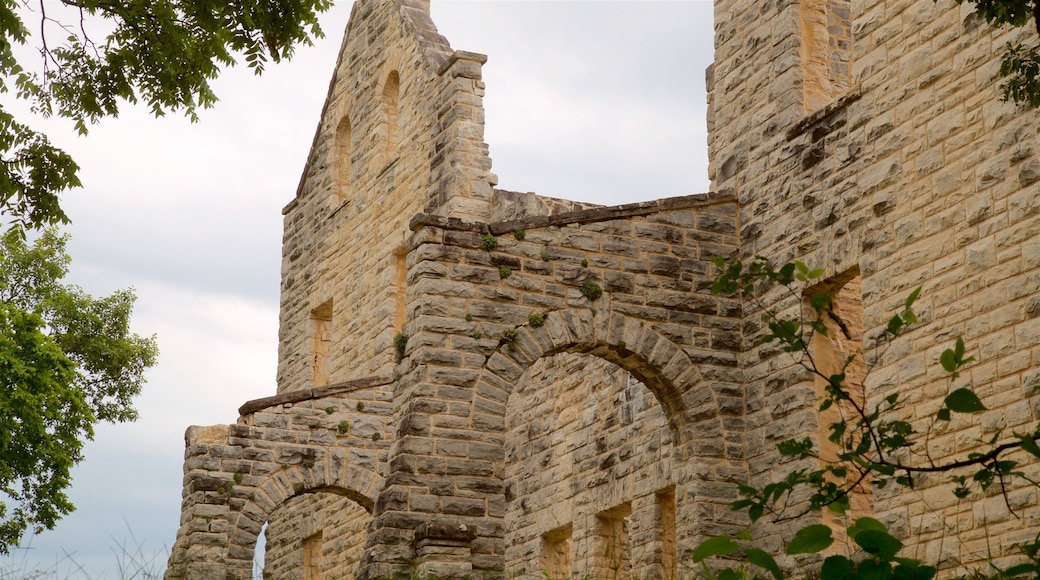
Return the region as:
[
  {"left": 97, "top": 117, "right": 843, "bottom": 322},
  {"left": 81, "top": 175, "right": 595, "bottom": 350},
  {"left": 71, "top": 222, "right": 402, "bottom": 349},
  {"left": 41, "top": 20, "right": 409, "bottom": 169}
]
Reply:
[
  {"left": 657, "top": 488, "right": 676, "bottom": 580},
  {"left": 303, "top": 531, "right": 322, "bottom": 580},
  {"left": 394, "top": 251, "right": 407, "bottom": 333},
  {"left": 595, "top": 503, "right": 633, "bottom": 580},
  {"left": 382, "top": 71, "right": 400, "bottom": 155},
  {"left": 335, "top": 116, "right": 351, "bottom": 203},
  {"left": 800, "top": 0, "right": 852, "bottom": 112},
  {"left": 806, "top": 269, "right": 870, "bottom": 533},
  {"left": 541, "top": 524, "right": 573, "bottom": 580},
  {"left": 311, "top": 300, "right": 333, "bottom": 388}
]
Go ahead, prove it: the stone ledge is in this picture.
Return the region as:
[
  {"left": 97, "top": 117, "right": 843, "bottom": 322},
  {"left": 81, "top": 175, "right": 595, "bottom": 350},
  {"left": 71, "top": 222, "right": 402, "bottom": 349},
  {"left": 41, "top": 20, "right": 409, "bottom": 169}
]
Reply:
[
  {"left": 238, "top": 375, "right": 393, "bottom": 416},
  {"left": 785, "top": 88, "right": 864, "bottom": 141},
  {"left": 408, "top": 190, "right": 736, "bottom": 235}
]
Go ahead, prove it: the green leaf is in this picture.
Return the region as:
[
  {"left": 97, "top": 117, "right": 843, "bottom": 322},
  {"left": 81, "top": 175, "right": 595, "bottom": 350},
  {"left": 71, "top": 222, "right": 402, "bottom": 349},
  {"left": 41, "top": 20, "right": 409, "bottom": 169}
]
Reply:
[
  {"left": 735, "top": 529, "right": 753, "bottom": 541},
  {"left": 821, "top": 555, "right": 853, "bottom": 580},
  {"left": 857, "top": 560, "right": 893, "bottom": 580},
  {"left": 937, "top": 408, "right": 951, "bottom": 422},
  {"left": 847, "top": 517, "right": 887, "bottom": 540},
  {"left": 689, "top": 535, "right": 739, "bottom": 563},
  {"left": 718, "top": 569, "right": 743, "bottom": 580},
  {"left": 944, "top": 388, "right": 986, "bottom": 413},
  {"left": 786, "top": 524, "right": 834, "bottom": 555},
  {"left": 1020, "top": 433, "right": 1040, "bottom": 458},
  {"left": 904, "top": 287, "right": 921, "bottom": 310},
  {"left": 855, "top": 529, "right": 904, "bottom": 561},
  {"left": 940, "top": 349, "right": 957, "bottom": 373},
  {"left": 1003, "top": 563, "right": 1039, "bottom": 577},
  {"left": 887, "top": 315, "right": 904, "bottom": 335},
  {"left": 746, "top": 548, "right": 783, "bottom": 580}
]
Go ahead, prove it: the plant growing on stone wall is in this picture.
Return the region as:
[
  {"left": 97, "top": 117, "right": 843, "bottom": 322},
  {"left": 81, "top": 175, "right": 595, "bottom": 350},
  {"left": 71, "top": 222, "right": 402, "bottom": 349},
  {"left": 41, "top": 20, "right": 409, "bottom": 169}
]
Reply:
[
  {"left": 499, "top": 267, "right": 512, "bottom": 279},
  {"left": 393, "top": 332, "right": 408, "bottom": 362},
  {"left": 579, "top": 281, "right": 603, "bottom": 301},
  {"left": 324, "top": 406, "right": 335, "bottom": 414},
  {"left": 528, "top": 312, "right": 545, "bottom": 328},
  {"left": 337, "top": 421, "right": 350, "bottom": 435},
  {"left": 501, "top": 328, "right": 518, "bottom": 346},
  {"left": 692, "top": 256, "right": 1040, "bottom": 578},
  {"left": 357, "top": 401, "right": 365, "bottom": 412},
  {"left": 481, "top": 234, "right": 499, "bottom": 251},
  {"left": 541, "top": 249, "right": 553, "bottom": 261},
  {"left": 514, "top": 229, "right": 526, "bottom": 241}
]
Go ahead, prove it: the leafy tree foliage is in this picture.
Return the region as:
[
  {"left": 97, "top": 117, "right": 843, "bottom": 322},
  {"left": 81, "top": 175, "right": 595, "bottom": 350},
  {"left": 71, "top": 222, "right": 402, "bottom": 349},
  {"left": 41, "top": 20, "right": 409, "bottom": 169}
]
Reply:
[
  {"left": 0, "top": 228, "right": 158, "bottom": 553},
  {"left": 951, "top": 0, "right": 1040, "bottom": 106},
  {"left": 691, "top": 257, "right": 1040, "bottom": 579},
  {"left": 0, "top": 0, "right": 331, "bottom": 228}
]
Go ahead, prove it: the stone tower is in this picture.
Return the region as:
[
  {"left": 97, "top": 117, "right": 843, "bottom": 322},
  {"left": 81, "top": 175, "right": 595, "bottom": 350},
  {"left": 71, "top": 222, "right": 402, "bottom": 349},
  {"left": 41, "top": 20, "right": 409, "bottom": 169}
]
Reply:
[
  {"left": 166, "top": 0, "right": 1040, "bottom": 578},
  {"left": 708, "top": 0, "right": 1040, "bottom": 567}
]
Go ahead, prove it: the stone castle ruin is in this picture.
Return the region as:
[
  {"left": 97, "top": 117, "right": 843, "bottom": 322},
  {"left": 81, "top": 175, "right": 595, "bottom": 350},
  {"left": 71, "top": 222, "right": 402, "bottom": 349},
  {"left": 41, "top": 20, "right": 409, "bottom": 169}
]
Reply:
[{"left": 166, "top": 0, "right": 1040, "bottom": 578}]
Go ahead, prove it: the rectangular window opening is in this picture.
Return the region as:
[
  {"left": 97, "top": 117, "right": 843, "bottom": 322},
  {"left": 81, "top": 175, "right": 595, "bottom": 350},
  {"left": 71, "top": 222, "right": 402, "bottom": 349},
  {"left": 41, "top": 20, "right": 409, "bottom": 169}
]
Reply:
[
  {"left": 541, "top": 524, "right": 573, "bottom": 580},
  {"left": 311, "top": 300, "right": 333, "bottom": 388},
  {"left": 595, "top": 503, "right": 633, "bottom": 580},
  {"left": 303, "top": 531, "right": 323, "bottom": 580},
  {"left": 657, "top": 488, "right": 677, "bottom": 580}
]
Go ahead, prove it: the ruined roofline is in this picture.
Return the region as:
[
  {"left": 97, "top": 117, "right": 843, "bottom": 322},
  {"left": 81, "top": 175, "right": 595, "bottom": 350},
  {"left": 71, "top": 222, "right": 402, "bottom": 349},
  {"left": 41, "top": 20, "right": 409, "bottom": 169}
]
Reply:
[
  {"left": 408, "top": 190, "right": 737, "bottom": 235},
  {"left": 285, "top": 0, "right": 460, "bottom": 209}
]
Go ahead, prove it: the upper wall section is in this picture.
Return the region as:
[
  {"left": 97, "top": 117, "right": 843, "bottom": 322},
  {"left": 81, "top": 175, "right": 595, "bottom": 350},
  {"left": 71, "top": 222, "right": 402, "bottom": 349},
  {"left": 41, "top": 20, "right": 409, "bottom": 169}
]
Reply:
[{"left": 277, "top": 0, "right": 497, "bottom": 393}]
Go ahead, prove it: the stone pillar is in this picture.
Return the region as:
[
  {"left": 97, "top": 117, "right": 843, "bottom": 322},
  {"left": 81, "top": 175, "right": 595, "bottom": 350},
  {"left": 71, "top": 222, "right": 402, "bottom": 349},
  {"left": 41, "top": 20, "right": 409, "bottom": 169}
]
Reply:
[
  {"left": 166, "top": 425, "right": 234, "bottom": 579},
  {"left": 425, "top": 51, "right": 497, "bottom": 222},
  {"left": 413, "top": 522, "right": 478, "bottom": 579}
]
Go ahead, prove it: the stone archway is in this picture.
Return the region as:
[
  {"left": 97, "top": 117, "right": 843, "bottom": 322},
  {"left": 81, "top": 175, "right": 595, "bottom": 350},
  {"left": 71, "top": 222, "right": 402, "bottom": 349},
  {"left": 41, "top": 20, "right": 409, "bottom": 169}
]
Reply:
[
  {"left": 476, "top": 307, "right": 745, "bottom": 578},
  {"left": 166, "top": 382, "right": 391, "bottom": 580}
]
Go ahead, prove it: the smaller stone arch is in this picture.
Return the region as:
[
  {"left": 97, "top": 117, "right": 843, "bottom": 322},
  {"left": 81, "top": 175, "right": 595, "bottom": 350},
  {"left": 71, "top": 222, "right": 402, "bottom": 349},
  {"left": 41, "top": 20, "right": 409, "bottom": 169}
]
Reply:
[
  {"left": 224, "top": 462, "right": 384, "bottom": 578},
  {"left": 166, "top": 415, "right": 388, "bottom": 580}
]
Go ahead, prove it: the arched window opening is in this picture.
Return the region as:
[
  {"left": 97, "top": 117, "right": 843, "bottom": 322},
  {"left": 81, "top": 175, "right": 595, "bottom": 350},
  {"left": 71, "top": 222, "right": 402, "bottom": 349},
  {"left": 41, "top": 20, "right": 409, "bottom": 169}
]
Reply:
[
  {"left": 310, "top": 300, "right": 333, "bottom": 388},
  {"left": 393, "top": 250, "right": 407, "bottom": 333},
  {"left": 382, "top": 71, "right": 400, "bottom": 155},
  {"left": 335, "top": 116, "right": 352, "bottom": 203},
  {"left": 806, "top": 269, "right": 871, "bottom": 537},
  {"left": 262, "top": 493, "right": 371, "bottom": 579}
]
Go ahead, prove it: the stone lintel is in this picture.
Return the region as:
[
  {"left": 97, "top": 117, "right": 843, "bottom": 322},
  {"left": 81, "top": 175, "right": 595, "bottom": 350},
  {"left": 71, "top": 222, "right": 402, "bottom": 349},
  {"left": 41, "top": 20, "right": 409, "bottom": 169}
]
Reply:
[{"left": 237, "top": 375, "right": 393, "bottom": 416}]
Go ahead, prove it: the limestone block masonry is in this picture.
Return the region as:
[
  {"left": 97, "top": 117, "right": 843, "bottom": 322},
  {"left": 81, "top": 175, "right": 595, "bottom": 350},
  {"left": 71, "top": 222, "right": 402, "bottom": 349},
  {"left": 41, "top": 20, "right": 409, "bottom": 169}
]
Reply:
[{"left": 166, "top": 0, "right": 1040, "bottom": 578}]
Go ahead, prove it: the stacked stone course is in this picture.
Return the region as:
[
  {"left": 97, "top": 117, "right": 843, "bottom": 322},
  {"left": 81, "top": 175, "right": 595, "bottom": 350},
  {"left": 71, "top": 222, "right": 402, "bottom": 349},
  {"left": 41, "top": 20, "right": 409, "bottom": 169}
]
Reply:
[{"left": 167, "top": 0, "right": 1040, "bottom": 577}]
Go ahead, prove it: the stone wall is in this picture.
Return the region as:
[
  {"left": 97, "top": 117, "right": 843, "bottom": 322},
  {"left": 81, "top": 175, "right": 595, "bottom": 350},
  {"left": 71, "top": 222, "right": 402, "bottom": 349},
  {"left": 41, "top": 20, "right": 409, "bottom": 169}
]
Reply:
[
  {"left": 167, "top": 0, "right": 1040, "bottom": 577},
  {"left": 709, "top": 0, "right": 1040, "bottom": 569}
]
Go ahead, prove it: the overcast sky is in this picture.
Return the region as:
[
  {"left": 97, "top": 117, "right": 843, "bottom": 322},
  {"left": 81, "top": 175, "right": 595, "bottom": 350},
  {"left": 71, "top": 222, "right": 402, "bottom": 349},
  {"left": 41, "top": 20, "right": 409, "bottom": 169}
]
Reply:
[{"left": 0, "top": 1, "right": 714, "bottom": 576}]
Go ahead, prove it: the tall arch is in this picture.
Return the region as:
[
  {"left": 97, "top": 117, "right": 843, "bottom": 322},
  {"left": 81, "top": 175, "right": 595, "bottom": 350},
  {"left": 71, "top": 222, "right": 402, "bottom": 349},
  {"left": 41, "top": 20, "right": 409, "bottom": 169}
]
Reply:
[
  {"left": 381, "top": 71, "right": 401, "bottom": 156},
  {"left": 478, "top": 309, "right": 713, "bottom": 446},
  {"left": 474, "top": 307, "right": 745, "bottom": 564},
  {"left": 335, "top": 115, "right": 352, "bottom": 203}
]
